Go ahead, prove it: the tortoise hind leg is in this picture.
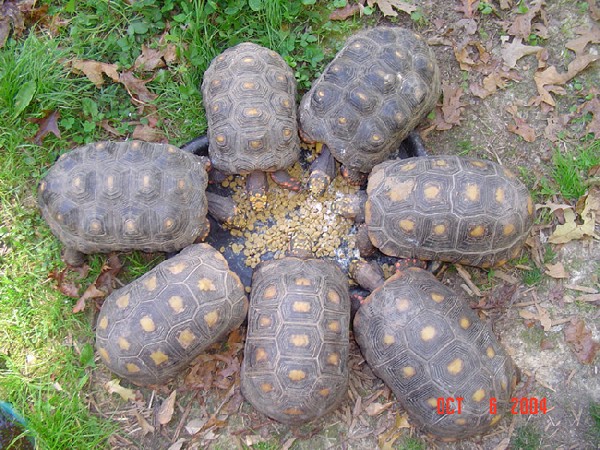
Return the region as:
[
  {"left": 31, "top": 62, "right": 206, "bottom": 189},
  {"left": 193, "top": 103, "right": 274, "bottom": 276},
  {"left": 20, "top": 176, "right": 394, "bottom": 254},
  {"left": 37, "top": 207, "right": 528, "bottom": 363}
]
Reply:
[
  {"left": 62, "top": 247, "right": 86, "bottom": 267},
  {"left": 308, "top": 144, "right": 336, "bottom": 196},
  {"left": 340, "top": 165, "right": 367, "bottom": 187},
  {"left": 247, "top": 171, "right": 268, "bottom": 211},
  {"left": 399, "top": 130, "right": 428, "bottom": 158},
  {"left": 270, "top": 170, "right": 302, "bottom": 192}
]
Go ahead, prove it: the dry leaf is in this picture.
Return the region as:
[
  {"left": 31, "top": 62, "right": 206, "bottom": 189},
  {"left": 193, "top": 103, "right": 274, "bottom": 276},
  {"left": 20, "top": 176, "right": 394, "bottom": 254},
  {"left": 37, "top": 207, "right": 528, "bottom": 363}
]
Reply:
[
  {"left": 0, "top": 1, "right": 26, "bottom": 48},
  {"left": 535, "top": 303, "right": 552, "bottom": 332},
  {"left": 48, "top": 267, "right": 79, "bottom": 298},
  {"left": 72, "top": 283, "right": 105, "bottom": 313},
  {"left": 534, "top": 54, "right": 600, "bottom": 106},
  {"left": 364, "top": 401, "right": 394, "bottom": 416},
  {"left": 71, "top": 60, "right": 119, "bottom": 87},
  {"left": 119, "top": 71, "right": 157, "bottom": 104},
  {"left": 548, "top": 201, "right": 597, "bottom": 244},
  {"left": 167, "top": 439, "right": 187, "bottom": 450},
  {"left": 185, "top": 418, "right": 207, "bottom": 435},
  {"left": 471, "top": 70, "right": 520, "bottom": 99},
  {"left": 329, "top": 1, "right": 363, "bottom": 20},
  {"left": 501, "top": 38, "right": 543, "bottom": 69},
  {"left": 377, "top": 413, "right": 411, "bottom": 450},
  {"left": 507, "top": 0, "right": 545, "bottom": 39},
  {"left": 565, "top": 25, "right": 600, "bottom": 57},
  {"left": 105, "top": 379, "right": 137, "bottom": 401},
  {"left": 367, "top": 0, "right": 416, "bottom": 17},
  {"left": 134, "top": 44, "right": 178, "bottom": 71},
  {"left": 564, "top": 318, "right": 600, "bottom": 364},
  {"left": 135, "top": 411, "right": 155, "bottom": 436},
  {"left": 28, "top": 110, "right": 61, "bottom": 145},
  {"left": 456, "top": 0, "right": 478, "bottom": 18},
  {"left": 132, "top": 123, "right": 166, "bottom": 143},
  {"left": 544, "top": 262, "right": 569, "bottom": 279},
  {"left": 432, "top": 84, "right": 465, "bottom": 131},
  {"left": 157, "top": 390, "right": 177, "bottom": 425},
  {"left": 506, "top": 105, "right": 536, "bottom": 142},
  {"left": 577, "top": 97, "right": 600, "bottom": 138}
]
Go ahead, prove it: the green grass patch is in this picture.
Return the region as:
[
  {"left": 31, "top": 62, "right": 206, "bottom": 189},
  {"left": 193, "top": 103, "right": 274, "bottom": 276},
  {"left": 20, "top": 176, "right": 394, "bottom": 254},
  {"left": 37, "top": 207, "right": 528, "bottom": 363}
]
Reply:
[
  {"left": 396, "top": 436, "right": 427, "bottom": 450},
  {"left": 511, "top": 424, "right": 542, "bottom": 450}
]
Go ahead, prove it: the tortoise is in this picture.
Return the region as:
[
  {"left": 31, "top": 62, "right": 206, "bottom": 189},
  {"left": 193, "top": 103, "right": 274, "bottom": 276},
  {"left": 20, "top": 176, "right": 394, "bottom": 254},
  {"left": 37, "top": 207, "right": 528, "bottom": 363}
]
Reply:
[
  {"left": 38, "top": 140, "right": 236, "bottom": 266},
  {"left": 352, "top": 262, "right": 517, "bottom": 440},
  {"left": 241, "top": 237, "right": 350, "bottom": 425},
  {"left": 299, "top": 26, "right": 440, "bottom": 194},
  {"left": 201, "top": 42, "right": 301, "bottom": 210},
  {"left": 340, "top": 155, "right": 535, "bottom": 268},
  {"left": 96, "top": 243, "right": 248, "bottom": 385}
]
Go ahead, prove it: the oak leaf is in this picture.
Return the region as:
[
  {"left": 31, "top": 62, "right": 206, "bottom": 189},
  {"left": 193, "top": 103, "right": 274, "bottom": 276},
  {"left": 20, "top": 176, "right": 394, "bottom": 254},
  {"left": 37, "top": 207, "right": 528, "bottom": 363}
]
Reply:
[
  {"left": 71, "top": 60, "right": 119, "bottom": 87},
  {"left": 501, "top": 38, "right": 543, "bottom": 69},
  {"left": 119, "top": 70, "right": 157, "bottom": 104},
  {"left": 105, "top": 379, "right": 137, "bottom": 401},
  {"left": 367, "top": 0, "right": 416, "bottom": 17},
  {"left": 29, "top": 110, "right": 61, "bottom": 145},
  {"left": 157, "top": 390, "right": 177, "bottom": 425},
  {"left": 564, "top": 318, "right": 600, "bottom": 364}
]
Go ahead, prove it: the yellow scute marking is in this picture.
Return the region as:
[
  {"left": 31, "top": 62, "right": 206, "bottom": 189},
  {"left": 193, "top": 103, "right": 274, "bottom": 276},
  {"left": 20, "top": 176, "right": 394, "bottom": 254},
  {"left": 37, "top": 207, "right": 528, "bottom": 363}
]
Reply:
[
  {"left": 118, "top": 337, "right": 130, "bottom": 351},
  {"left": 503, "top": 223, "right": 515, "bottom": 235},
  {"left": 177, "top": 329, "right": 196, "bottom": 348},
  {"left": 402, "top": 367, "right": 416, "bottom": 378},
  {"left": 460, "top": 317, "right": 470, "bottom": 329},
  {"left": 168, "top": 296, "right": 184, "bottom": 313},
  {"left": 386, "top": 179, "right": 414, "bottom": 202},
  {"left": 288, "top": 369, "right": 306, "bottom": 381},
  {"left": 327, "top": 320, "right": 341, "bottom": 332},
  {"left": 472, "top": 388, "right": 486, "bottom": 402},
  {"left": 98, "top": 316, "right": 108, "bottom": 330},
  {"left": 260, "top": 383, "right": 273, "bottom": 393},
  {"left": 284, "top": 408, "right": 303, "bottom": 415},
  {"left": 255, "top": 348, "right": 268, "bottom": 362},
  {"left": 465, "top": 184, "right": 480, "bottom": 201},
  {"left": 290, "top": 335, "right": 310, "bottom": 347},
  {"left": 204, "top": 310, "right": 219, "bottom": 328},
  {"left": 126, "top": 363, "right": 140, "bottom": 373},
  {"left": 150, "top": 350, "right": 168, "bottom": 366},
  {"left": 424, "top": 184, "right": 440, "bottom": 199},
  {"left": 198, "top": 278, "right": 216, "bottom": 291},
  {"left": 383, "top": 334, "right": 395, "bottom": 345},
  {"left": 259, "top": 316, "right": 272, "bottom": 327},
  {"left": 421, "top": 326, "right": 436, "bottom": 341},
  {"left": 140, "top": 316, "right": 156, "bottom": 332},
  {"left": 495, "top": 187, "right": 505, "bottom": 203},
  {"left": 295, "top": 277, "right": 311, "bottom": 286},
  {"left": 433, "top": 224, "right": 446, "bottom": 235},
  {"left": 447, "top": 358, "right": 464, "bottom": 375},
  {"left": 455, "top": 418, "right": 467, "bottom": 426},
  {"left": 263, "top": 285, "right": 277, "bottom": 299},
  {"left": 400, "top": 162, "right": 416, "bottom": 171},
  {"left": 470, "top": 225, "right": 485, "bottom": 237},
  {"left": 168, "top": 262, "right": 187, "bottom": 274},
  {"left": 487, "top": 346, "right": 496, "bottom": 358},
  {"left": 143, "top": 276, "right": 158, "bottom": 291},
  {"left": 98, "top": 347, "right": 110, "bottom": 363},
  {"left": 527, "top": 197, "right": 534, "bottom": 215},
  {"left": 431, "top": 292, "right": 444, "bottom": 303},
  {"left": 327, "top": 290, "right": 340, "bottom": 304},
  {"left": 427, "top": 398, "right": 437, "bottom": 407},
  {"left": 293, "top": 301, "right": 311, "bottom": 313},
  {"left": 396, "top": 298, "right": 409, "bottom": 311},
  {"left": 327, "top": 353, "right": 340, "bottom": 365},
  {"left": 400, "top": 219, "right": 415, "bottom": 232},
  {"left": 319, "top": 388, "right": 330, "bottom": 397}
]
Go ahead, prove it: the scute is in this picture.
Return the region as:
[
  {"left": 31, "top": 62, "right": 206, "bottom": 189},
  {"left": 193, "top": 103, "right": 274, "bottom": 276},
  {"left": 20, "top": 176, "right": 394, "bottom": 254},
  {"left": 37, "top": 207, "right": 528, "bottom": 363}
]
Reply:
[
  {"left": 201, "top": 42, "right": 300, "bottom": 175},
  {"left": 365, "top": 155, "right": 534, "bottom": 267},
  {"left": 299, "top": 26, "right": 441, "bottom": 174},
  {"left": 95, "top": 244, "right": 248, "bottom": 385},
  {"left": 38, "top": 141, "right": 209, "bottom": 257},
  {"left": 241, "top": 257, "right": 350, "bottom": 425},
  {"left": 353, "top": 268, "right": 516, "bottom": 439}
]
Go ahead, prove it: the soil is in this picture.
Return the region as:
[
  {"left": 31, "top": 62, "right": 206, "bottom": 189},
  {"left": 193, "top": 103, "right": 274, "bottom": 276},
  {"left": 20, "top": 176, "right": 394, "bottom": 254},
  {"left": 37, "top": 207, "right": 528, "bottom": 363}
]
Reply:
[{"left": 88, "top": 1, "right": 600, "bottom": 449}]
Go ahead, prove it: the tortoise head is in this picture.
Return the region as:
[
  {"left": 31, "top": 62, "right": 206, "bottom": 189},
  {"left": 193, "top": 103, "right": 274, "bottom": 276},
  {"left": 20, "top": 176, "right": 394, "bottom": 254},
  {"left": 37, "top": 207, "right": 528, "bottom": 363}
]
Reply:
[
  {"left": 285, "top": 233, "right": 314, "bottom": 259},
  {"left": 349, "top": 259, "right": 385, "bottom": 293}
]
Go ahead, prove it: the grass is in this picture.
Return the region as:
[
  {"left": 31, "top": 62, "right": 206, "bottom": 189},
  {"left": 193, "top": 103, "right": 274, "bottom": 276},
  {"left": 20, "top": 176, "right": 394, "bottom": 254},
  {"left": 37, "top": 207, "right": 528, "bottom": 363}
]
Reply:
[{"left": 511, "top": 424, "right": 542, "bottom": 450}]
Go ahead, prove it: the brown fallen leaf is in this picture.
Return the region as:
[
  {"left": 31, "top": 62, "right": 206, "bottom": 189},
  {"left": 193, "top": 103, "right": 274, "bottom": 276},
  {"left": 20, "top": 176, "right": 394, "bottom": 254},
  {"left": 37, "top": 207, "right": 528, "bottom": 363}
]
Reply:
[
  {"left": 71, "top": 59, "right": 119, "bottom": 87},
  {"left": 548, "top": 200, "right": 597, "bottom": 244},
  {"left": 470, "top": 70, "right": 521, "bottom": 99},
  {"left": 72, "top": 283, "right": 105, "bottom": 313},
  {"left": 564, "top": 317, "right": 600, "bottom": 364},
  {"left": 48, "top": 267, "right": 79, "bottom": 298},
  {"left": 134, "top": 44, "right": 177, "bottom": 71},
  {"left": 577, "top": 97, "right": 600, "bottom": 138},
  {"left": 0, "top": 1, "right": 26, "bottom": 48},
  {"left": 565, "top": 25, "right": 600, "bottom": 57},
  {"left": 28, "top": 110, "right": 61, "bottom": 145},
  {"left": 73, "top": 253, "right": 123, "bottom": 313},
  {"left": 501, "top": 38, "right": 543, "bottom": 69},
  {"left": 106, "top": 378, "right": 137, "bottom": 401},
  {"left": 119, "top": 70, "right": 157, "bottom": 104},
  {"left": 507, "top": 0, "right": 545, "bottom": 39},
  {"left": 167, "top": 438, "right": 187, "bottom": 450},
  {"left": 329, "top": 0, "right": 364, "bottom": 20},
  {"left": 534, "top": 53, "right": 600, "bottom": 106},
  {"left": 506, "top": 105, "right": 536, "bottom": 142},
  {"left": 590, "top": 1, "right": 600, "bottom": 21},
  {"left": 135, "top": 411, "right": 155, "bottom": 436},
  {"left": 99, "top": 119, "right": 126, "bottom": 137},
  {"left": 367, "top": 0, "right": 416, "bottom": 17},
  {"left": 157, "top": 390, "right": 177, "bottom": 425},
  {"left": 364, "top": 401, "right": 394, "bottom": 416},
  {"left": 456, "top": 0, "right": 478, "bottom": 18},
  {"left": 432, "top": 84, "right": 465, "bottom": 131},
  {"left": 377, "top": 413, "right": 411, "bottom": 450},
  {"left": 544, "top": 262, "right": 569, "bottom": 279},
  {"left": 132, "top": 123, "right": 166, "bottom": 143}
]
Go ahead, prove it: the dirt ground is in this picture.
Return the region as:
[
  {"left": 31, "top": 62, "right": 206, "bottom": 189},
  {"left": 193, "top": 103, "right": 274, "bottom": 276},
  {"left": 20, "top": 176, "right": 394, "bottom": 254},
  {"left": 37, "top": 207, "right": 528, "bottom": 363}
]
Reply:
[{"left": 88, "top": 1, "right": 600, "bottom": 449}]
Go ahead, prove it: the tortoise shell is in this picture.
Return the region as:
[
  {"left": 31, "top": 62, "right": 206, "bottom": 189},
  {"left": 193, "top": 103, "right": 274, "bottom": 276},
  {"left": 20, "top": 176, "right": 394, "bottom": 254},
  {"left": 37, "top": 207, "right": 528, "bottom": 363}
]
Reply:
[
  {"left": 241, "top": 256, "right": 350, "bottom": 425},
  {"left": 299, "top": 26, "right": 440, "bottom": 174},
  {"left": 38, "top": 141, "right": 209, "bottom": 256},
  {"left": 365, "top": 155, "right": 534, "bottom": 268},
  {"left": 96, "top": 243, "right": 248, "bottom": 385},
  {"left": 201, "top": 42, "right": 300, "bottom": 175},
  {"left": 353, "top": 267, "right": 517, "bottom": 440}
]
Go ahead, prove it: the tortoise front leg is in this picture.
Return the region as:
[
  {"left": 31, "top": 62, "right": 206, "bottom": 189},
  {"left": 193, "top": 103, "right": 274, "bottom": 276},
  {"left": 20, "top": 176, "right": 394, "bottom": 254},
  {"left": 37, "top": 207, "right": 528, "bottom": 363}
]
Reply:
[
  {"left": 206, "top": 192, "right": 238, "bottom": 226},
  {"left": 270, "top": 170, "right": 302, "bottom": 192},
  {"left": 62, "top": 247, "right": 86, "bottom": 267},
  {"left": 340, "top": 165, "right": 367, "bottom": 187},
  {"left": 308, "top": 144, "right": 336, "bottom": 196},
  {"left": 246, "top": 171, "right": 268, "bottom": 211}
]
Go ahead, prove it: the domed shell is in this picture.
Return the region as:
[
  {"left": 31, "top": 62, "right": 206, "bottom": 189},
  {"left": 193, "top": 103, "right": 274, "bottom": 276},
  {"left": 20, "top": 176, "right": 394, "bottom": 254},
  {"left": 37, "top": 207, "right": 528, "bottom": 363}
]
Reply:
[
  {"left": 201, "top": 42, "right": 300, "bottom": 175},
  {"left": 241, "top": 256, "right": 350, "bottom": 425},
  {"left": 353, "top": 267, "right": 517, "bottom": 440},
  {"left": 96, "top": 243, "right": 248, "bottom": 385},
  {"left": 38, "top": 141, "right": 209, "bottom": 256},
  {"left": 365, "top": 155, "right": 534, "bottom": 268},
  {"left": 299, "top": 26, "right": 440, "bottom": 173}
]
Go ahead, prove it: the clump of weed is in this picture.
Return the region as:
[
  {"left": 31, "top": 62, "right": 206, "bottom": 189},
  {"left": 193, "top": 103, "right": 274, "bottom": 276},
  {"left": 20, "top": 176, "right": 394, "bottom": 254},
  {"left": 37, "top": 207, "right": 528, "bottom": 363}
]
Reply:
[{"left": 511, "top": 423, "right": 542, "bottom": 449}]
